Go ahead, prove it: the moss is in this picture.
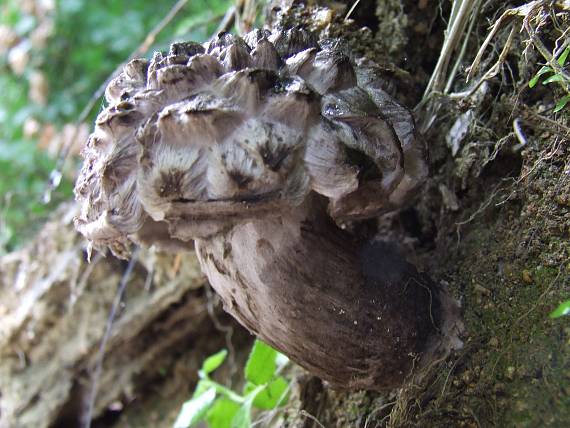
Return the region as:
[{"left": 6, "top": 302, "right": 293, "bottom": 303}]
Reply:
[{"left": 391, "top": 132, "right": 569, "bottom": 427}]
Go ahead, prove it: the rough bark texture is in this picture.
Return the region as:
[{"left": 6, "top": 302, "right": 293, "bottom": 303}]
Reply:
[{"left": 0, "top": 203, "right": 247, "bottom": 428}]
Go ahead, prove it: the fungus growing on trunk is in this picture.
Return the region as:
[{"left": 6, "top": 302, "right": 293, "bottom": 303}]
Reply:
[{"left": 75, "top": 28, "right": 461, "bottom": 390}]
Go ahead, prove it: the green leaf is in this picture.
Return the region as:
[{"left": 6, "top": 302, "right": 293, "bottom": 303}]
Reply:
[
  {"left": 549, "top": 300, "right": 570, "bottom": 318},
  {"left": 194, "top": 379, "right": 245, "bottom": 403},
  {"left": 206, "top": 398, "right": 241, "bottom": 428},
  {"left": 542, "top": 74, "right": 565, "bottom": 84},
  {"left": 231, "top": 385, "right": 264, "bottom": 428},
  {"left": 553, "top": 95, "right": 570, "bottom": 112},
  {"left": 173, "top": 387, "right": 216, "bottom": 428},
  {"left": 192, "top": 380, "right": 212, "bottom": 398},
  {"left": 529, "top": 65, "right": 553, "bottom": 88},
  {"left": 528, "top": 74, "right": 541, "bottom": 88},
  {"left": 230, "top": 404, "right": 252, "bottom": 428},
  {"left": 200, "top": 349, "right": 228, "bottom": 377},
  {"left": 244, "top": 340, "right": 278, "bottom": 385},
  {"left": 557, "top": 46, "right": 570, "bottom": 66},
  {"left": 250, "top": 377, "right": 289, "bottom": 410}
]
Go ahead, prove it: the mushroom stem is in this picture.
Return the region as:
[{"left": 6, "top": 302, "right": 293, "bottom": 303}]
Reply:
[{"left": 196, "top": 194, "right": 448, "bottom": 390}]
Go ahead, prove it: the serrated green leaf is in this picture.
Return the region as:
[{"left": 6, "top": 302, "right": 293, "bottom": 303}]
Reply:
[
  {"left": 557, "top": 46, "right": 570, "bottom": 66},
  {"left": 173, "top": 387, "right": 216, "bottom": 428},
  {"left": 549, "top": 300, "right": 570, "bottom": 318},
  {"left": 206, "top": 398, "right": 241, "bottom": 428},
  {"left": 543, "top": 74, "right": 565, "bottom": 84},
  {"left": 553, "top": 95, "right": 570, "bottom": 112},
  {"left": 529, "top": 65, "right": 553, "bottom": 88},
  {"left": 251, "top": 377, "right": 290, "bottom": 410},
  {"left": 201, "top": 349, "right": 228, "bottom": 377},
  {"left": 244, "top": 340, "right": 278, "bottom": 385}
]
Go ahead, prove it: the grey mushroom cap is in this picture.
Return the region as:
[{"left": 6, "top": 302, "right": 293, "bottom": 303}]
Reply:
[
  {"left": 74, "top": 29, "right": 428, "bottom": 257},
  {"left": 72, "top": 28, "right": 463, "bottom": 392}
]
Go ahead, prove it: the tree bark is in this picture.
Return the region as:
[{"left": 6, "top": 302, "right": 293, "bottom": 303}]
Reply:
[{"left": 0, "top": 203, "right": 244, "bottom": 428}]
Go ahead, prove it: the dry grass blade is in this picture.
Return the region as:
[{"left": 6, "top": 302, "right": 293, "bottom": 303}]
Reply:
[
  {"left": 458, "top": 24, "right": 516, "bottom": 98},
  {"left": 523, "top": 14, "right": 570, "bottom": 91},
  {"left": 465, "top": 1, "right": 533, "bottom": 82},
  {"left": 345, "top": 0, "right": 362, "bottom": 21},
  {"left": 423, "top": 0, "right": 482, "bottom": 99},
  {"left": 466, "top": 0, "right": 570, "bottom": 89}
]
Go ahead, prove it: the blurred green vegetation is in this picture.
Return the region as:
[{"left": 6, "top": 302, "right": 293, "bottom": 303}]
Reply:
[
  {"left": 0, "top": 0, "right": 232, "bottom": 253},
  {"left": 175, "top": 340, "right": 290, "bottom": 428}
]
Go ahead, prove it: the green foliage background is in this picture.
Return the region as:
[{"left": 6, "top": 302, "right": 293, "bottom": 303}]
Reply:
[{"left": 0, "top": 0, "right": 231, "bottom": 253}]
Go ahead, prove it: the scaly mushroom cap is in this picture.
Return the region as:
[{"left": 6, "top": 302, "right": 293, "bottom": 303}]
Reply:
[{"left": 74, "top": 29, "right": 427, "bottom": 257}]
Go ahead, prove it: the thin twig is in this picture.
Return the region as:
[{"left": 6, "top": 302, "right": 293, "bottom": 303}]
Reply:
[
  {"left": 455, "top": 181, "right": 506, "bottom": 244},
  {"left": 523, "top": 17, "right": 570, "bottom": 91},
  {"left": 214, "top": 5, "right": 237, "bottom": 36},
  {"left": 345, "top": 0, "right": 362, "bottom": 21},
  {"left": 466, "top": 6, "right": 517, "bottom": 82},
  {"left": 364, "top": 401, "right": 397, "bottom": 428},
  {"left": 299, "top": 410, "right": 326, "bottom": 428},
  {"left": 467, "top": 0, "right": 548, "bottom": 82},
  {"left": 204, "top": 285, "right": 237, "bottom": 384},
  {"left": 84, "top": 0, "right": 190, "bottom": 127},
  {"left": 514, "top": 270, "right": 561, "bottom": 331},
  {"left": 553, "top": 28, "right": 570, "bottom": 57},
  {"left": 443, "top": 23, "right": 516, "bottom": 100},
  {"left": 517, "top": 136, "right": 564, "bottom": 184},
  {"left": 523, "top": 105, "right": 570, "bottom": 135},
  {"left": 82, "top": 248, "right": 140, "bottom": 428},
  {"left": 71, "top": 251, "right": 103, "bottom": 306}
]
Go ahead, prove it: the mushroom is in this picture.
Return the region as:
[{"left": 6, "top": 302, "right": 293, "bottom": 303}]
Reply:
[{"left": 75, "top": 29, "right": 461, "bottom": 390}]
